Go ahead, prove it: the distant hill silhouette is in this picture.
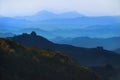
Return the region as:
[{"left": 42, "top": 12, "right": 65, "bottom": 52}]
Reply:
[
  {"left": 10, "top": 32, "right": 120, "bottom": 66},
  {"left": 52, "top": 37, "right": 120, "bottom": 50},
  {"left": 22, "top": 10, "right": 84, "bottom": 21},
  {"left": 0, "top": 38, "right": 99, "bottom": 80}
]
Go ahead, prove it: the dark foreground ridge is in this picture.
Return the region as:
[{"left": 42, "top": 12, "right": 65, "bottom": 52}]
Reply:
[
  {"left": 10, "top": 32, "right": 120, "bottom": 66},
  {"left": 0, "top": 38, "right": 99, "bottom": 80}
]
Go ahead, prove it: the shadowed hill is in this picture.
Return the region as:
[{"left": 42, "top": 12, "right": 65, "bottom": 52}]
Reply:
[
  {"left": 114, "top": 48, "right": 120, "bottom": 54},
  {"left": 90, "top": 64, "right": 120, "bottom": 80},
  {"left": 10, "top": 32, "right": 120, "bottom": 66},
  {"left": 0, "top": 38, "right": 99, "bottom": 80}
]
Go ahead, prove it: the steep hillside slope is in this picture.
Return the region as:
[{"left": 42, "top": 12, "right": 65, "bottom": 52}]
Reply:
[{"left": 0, "top": 38, "right": 99, "bottom": 80}]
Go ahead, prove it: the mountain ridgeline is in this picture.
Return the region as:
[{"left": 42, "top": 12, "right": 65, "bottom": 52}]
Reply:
[
  {"left": 0, "top": 11, "right": 120, "bottom": 38},
  {"left": 52, "top": 37, "right": 120, "bottom": 50},
  {"left": 0, "top": 38, "right": 100, "bottom": 80},
  {"left": 10, "top": 32, "right": 120, "bottom": 67}
]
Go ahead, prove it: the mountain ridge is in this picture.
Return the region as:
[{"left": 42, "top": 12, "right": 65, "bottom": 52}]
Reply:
[
  {"left": 0, "top": 10, "right": 120, "bottom": 38},
  {"left": 52, "top": 36, "right": 120, "bottom": 50},
  {"left": 0, "top": 38, "right": 99, "bottom": 80},
  {"left": 10, "top": 32, "right": 120, "bottom": 66},
  {"left": 17, "top": 10, "right": 84, "bottom": 21}
]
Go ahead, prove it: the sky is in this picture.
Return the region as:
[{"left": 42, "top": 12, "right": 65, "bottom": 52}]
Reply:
[{"left": 0, "top": 0, "right": 120, "bottom": 17}]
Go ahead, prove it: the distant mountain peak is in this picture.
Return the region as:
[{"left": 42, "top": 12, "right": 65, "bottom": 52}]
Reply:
[
  {"left": 29, "top": 10, "right": 57, "bottom": 20},
  {"left": 27, "top": 10, "right": 84, "bottom": 21},
  {"left": 35, "top": 10, "right": 56, "bottom": 16}
]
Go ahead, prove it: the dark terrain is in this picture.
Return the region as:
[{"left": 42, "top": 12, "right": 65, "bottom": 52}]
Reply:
[
  {"left": 10, "top": 32, "right": 120, "bottom": 67},
  {"left": 0, "top": 38, "right": 99, "bottom": 80}
]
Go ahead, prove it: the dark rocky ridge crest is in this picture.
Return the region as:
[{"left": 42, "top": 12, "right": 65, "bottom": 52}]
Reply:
[{"left": 10, "top": 32, "right": 120, "bottom": 67}]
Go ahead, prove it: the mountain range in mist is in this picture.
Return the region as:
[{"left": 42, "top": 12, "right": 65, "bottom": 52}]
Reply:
[
  {"left": 52, "top": 36, "right": 120, "bottom": 50},
  {"left": 0, "top": 10, "right": 120, "bottom": 38},
  {"left": 1, "top": 30, "right": 120, "bottom": 51},
  {"left": 23, "top": 10, "right": 84, "bottom": 21},
  {"left": 9, "top": 32, "right": 120, "bottom": 67},
  {"left": 0, "top": 9, "right": 120, "bottom": 80}
]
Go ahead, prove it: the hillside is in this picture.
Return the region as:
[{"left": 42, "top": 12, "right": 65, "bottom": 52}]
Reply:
[
  {"left": 114, "top": 48, "right": 120, "bottom": 54},
  {"left": 90, "top": 65, "right": 120, "bottom": 80},
  {"left": 10, "top": 32, "right": 120, "bottom": 66},
  {"left": 0, "top": 38, "right": 99, "bottom": 80}
]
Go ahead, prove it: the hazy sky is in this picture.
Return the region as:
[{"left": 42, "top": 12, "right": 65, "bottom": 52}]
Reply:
[{"left": 0, "top": 0, "right": 120, "bottom": 17}]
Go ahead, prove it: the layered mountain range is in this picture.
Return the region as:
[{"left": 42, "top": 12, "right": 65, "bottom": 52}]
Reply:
[
  {"left": 0, "top": 10, "right": 120, "bottom": 38},
  {"left": 9, "top": 32, "right": 120, "bottom": 67},
  {"left": 1, "top": 10, "right": 120, "bottom": 80},
  {"left": 52, "top": 37, "right": 120, "bottom": 50}
]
